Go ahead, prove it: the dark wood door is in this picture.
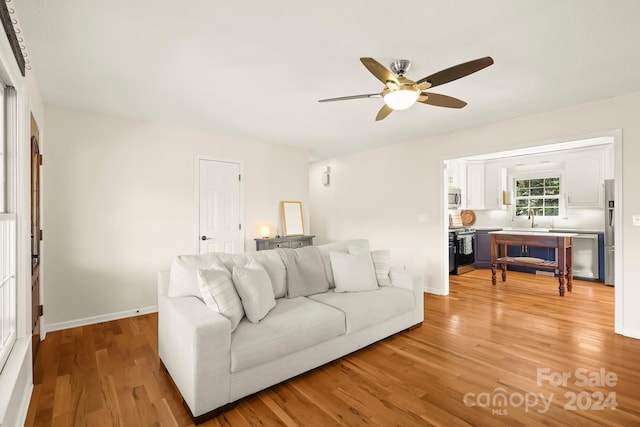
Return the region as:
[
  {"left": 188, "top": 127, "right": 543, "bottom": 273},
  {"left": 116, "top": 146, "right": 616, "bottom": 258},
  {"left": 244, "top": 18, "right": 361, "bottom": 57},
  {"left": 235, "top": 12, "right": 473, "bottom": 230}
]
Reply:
[{"left": 31, "top": 114, "right": 42, "bottom": 364}]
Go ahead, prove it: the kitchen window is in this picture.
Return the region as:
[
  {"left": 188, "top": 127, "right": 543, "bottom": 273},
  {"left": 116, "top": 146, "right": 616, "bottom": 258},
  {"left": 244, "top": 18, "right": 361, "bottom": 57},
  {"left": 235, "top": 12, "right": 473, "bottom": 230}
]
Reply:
[{"left": 514, "top": 175, "right": 561, "bottom": 217}]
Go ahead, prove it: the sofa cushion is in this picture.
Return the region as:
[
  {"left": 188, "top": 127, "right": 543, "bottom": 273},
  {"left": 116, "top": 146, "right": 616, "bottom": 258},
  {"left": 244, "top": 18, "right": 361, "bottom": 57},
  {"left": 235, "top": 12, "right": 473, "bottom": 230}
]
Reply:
[
  {"left": 197, "top": 267, "right": 244, "bottom": 332},
  {"left": 370, "top": 249, "right": 392, "bottom": 287},
  {"left": 309, "top": 287, "right": 414, "bottom": 333},
  {"left": 247, "top": 250, "right": 287, "bottom": 298},
  {"left": 168, "top": 253, "right": 222, "bottom": 298},
  {"left": 232, "top": 262, "right": 276, "bottom": 323},
  {"left": 231, "top": 297, "right": 345, "bottom": 373},
  {"left": 216, "top": 252, "right": 249, "bottom": 273},
  {"left": 330, "top": 250, "right": 378, "bottom": 293}
]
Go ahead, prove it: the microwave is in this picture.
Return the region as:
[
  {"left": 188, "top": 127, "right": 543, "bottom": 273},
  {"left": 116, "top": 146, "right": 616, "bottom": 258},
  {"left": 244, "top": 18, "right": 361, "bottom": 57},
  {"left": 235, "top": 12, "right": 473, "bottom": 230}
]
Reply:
[{"left": 448, "top": 187, "right": 462, "bottom": 209}]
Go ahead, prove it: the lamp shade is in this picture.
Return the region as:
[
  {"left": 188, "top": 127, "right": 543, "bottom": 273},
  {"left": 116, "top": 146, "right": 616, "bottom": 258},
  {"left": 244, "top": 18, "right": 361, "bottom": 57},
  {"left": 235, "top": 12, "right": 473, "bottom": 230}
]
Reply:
[{"left": 383, "top": 89, "right": 420, "bottom": 110}]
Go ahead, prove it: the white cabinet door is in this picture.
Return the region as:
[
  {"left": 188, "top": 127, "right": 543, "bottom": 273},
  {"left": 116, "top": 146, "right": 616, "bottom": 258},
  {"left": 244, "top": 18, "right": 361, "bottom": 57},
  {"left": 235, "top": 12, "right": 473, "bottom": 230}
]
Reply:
[
  {"left": 446, "top": 160, "right": 464, "bottom": 188},
  {"left": 566, "top": 153, "right": 602, "bottom": 207},
  {"left": 484, "top": 162, "right": 505, "bottom": 210},
  {"left": 466, "top": 162, "right": 485, "bottom": 209}
]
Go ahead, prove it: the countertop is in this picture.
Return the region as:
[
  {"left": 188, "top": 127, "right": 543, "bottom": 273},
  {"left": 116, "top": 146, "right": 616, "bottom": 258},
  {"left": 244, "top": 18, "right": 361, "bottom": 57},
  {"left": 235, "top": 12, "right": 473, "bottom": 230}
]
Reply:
[
  {"left": 489, "top": 230, "right": 578, "bottom": 237},
  {"left": 475, "top": 227, "right": 603, "bottom": 234}
]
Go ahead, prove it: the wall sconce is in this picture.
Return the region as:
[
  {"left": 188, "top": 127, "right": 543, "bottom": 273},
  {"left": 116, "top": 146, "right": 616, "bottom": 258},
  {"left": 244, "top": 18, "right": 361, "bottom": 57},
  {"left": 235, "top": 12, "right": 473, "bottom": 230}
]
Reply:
[{"left": 322, "top": 166, "right": 331, "bottom": 187}]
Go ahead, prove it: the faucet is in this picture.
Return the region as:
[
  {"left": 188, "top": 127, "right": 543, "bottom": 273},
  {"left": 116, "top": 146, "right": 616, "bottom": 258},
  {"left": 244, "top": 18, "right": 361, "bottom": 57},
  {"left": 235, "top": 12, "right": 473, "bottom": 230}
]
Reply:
[{"left": 528, "top": 208, "right": 536, "bottom": 228}]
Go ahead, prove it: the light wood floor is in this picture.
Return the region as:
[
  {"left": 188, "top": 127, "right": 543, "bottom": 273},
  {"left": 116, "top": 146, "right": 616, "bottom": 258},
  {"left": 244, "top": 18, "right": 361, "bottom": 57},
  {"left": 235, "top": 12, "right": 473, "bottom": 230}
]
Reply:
[{"left": 26, "top": 270, "right": 640, "bottom": 426}]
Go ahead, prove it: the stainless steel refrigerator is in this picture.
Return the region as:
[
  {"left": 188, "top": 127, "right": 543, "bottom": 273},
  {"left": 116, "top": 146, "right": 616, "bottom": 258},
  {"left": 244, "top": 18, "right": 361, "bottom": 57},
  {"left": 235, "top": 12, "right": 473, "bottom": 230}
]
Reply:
[{"left": 604, "top": 179, "right": 615, "bottom": 286}]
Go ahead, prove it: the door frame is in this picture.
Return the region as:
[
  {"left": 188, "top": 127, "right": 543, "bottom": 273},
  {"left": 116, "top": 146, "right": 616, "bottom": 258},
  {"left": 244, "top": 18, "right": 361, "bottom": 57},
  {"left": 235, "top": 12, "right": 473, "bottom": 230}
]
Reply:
[
  {"left": 194, "top": 155, "right": 245, "bottom": 253},
  {"left": 30, "top": 114, "right": 42, "bottom": 362}
]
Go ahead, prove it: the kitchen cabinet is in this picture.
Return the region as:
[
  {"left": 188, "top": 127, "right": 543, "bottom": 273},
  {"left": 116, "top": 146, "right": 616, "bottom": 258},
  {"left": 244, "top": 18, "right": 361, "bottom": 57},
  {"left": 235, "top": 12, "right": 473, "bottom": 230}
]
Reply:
[
  {"left": 466, "top": 162, "right": 485, "bottom": 209},
  {"left": 464, "top": 161, "right": 506, "bottom": 211},
  {"left": 474, "top": 229, "right": 502, "bottom": 268},
  {"left": 566, "top": 151, "right": 603, "bottom": 208},
  {"left": 484, "top": 162, "right": 506, "bottom": 210},
  {"left": 446, "top": 160, "right": 465, "bottom": 189}
]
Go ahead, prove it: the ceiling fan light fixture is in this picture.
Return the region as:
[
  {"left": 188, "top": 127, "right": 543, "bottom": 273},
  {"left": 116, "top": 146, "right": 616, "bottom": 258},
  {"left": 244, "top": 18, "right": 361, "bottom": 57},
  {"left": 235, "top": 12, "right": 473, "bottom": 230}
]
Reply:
[{"left": 383, "top": 89, "right": 420, "bottom": 110}]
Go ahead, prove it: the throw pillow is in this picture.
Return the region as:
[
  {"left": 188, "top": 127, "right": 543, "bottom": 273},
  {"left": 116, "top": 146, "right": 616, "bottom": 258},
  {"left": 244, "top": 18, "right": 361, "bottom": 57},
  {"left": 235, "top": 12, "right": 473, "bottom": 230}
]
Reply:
[
  {"left": 197, "top": 268, "right": 244, "bottom": 332},
  {"left": 330, "top": 250, "right": 379, "bottom": 293},
  {"left": 370, "top": 249, "right": 392, "bottom": 287},
  {"left": 232, "top": 264, "right": 276, "bottom": 323},
  {"left": 349, "top": 246, "right": 392, "bottom": 287}
]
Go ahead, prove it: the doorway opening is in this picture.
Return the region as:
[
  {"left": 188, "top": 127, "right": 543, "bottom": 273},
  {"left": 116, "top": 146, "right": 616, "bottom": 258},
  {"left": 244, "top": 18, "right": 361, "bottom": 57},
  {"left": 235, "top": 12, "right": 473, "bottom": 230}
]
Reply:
[{"left": 441, "top": 130, "right": 623, "bottom": 333}]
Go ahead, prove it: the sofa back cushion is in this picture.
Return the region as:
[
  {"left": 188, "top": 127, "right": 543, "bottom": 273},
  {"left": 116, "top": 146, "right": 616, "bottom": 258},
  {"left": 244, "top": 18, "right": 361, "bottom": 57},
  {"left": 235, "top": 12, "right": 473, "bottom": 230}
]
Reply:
[
  {"left": 247, "top": 250, "right": 288, "bottom": 298},
  {"left": 168, "top": 253, "right": 222, "bottom": 298}
]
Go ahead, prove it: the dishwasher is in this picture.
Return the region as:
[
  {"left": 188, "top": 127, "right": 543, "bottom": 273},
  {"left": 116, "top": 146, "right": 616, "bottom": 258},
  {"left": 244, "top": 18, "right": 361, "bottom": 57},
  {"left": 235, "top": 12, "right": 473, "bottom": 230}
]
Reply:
[{"left": 572, "top": 234, "right": 599, "bottom": 280}]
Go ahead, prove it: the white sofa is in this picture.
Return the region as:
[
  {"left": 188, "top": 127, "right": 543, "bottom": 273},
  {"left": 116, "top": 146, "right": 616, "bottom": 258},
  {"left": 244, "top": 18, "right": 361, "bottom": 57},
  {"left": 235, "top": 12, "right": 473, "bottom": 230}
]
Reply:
[{"left": 158, "top": 239, "right": 424, "bottom": 423}]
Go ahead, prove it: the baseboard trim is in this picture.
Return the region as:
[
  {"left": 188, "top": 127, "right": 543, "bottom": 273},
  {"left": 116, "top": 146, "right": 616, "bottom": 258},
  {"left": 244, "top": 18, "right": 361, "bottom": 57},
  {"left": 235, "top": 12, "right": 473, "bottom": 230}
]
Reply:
[
  {"left": 43, "top": 305, "right": 158, "bottom": 334},
  {"left": 425, "top": 286, "right": 446, "bottom": 295}
]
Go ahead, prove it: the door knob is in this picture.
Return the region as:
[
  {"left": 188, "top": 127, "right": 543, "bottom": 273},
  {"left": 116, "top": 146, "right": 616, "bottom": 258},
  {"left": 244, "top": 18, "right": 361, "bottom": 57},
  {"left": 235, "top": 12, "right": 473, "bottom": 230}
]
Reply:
[{"left": 201, "top": 235, "right": 211, "bottom": 241}]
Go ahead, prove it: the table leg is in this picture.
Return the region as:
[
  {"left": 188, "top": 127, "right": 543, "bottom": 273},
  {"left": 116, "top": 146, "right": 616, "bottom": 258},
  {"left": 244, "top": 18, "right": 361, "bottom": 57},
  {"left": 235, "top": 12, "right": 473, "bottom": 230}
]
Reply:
[
  {"left": 567, "top": 246, "right": 573, "bottom": 292},
  {"left": 491, "top": 263, "right": 496, "bottom": 285},
  {"left": 558, "top": 271, "right": 566, "bottom": 297},
  {"left": 501, "top": 264, "right": 507, "bottom": 282}
]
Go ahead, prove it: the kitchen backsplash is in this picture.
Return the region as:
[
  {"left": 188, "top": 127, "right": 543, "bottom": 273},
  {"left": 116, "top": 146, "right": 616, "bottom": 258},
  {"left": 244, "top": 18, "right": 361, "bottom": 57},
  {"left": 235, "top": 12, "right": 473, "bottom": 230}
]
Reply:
[{"left": 451, "top": 207, "right": 605, "bottom": 231}]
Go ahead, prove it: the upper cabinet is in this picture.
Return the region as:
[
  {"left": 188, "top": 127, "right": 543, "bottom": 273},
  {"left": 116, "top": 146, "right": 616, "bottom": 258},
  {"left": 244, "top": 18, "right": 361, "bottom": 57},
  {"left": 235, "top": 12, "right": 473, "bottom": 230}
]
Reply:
[
  {"left": 566, "top": 150, "right": 605, "bottom": 208},
  {"left": 466, "top": 162, "right": 485, "bottom": 210},
  {"left": 464, "top": 161, "right": 506, "bottom": 211},
  {"left": 484, "top": 162, "right": 506, "bottom": 210},
  {"left": 446, "top": 160, "right": 465, "bottom": 189}
]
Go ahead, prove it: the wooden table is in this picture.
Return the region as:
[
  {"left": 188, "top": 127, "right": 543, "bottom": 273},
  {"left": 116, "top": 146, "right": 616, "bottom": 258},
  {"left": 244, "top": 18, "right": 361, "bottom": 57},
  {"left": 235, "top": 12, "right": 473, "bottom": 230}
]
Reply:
[{"left": 489, "top": 231, "right": 576, "bottom": 296}]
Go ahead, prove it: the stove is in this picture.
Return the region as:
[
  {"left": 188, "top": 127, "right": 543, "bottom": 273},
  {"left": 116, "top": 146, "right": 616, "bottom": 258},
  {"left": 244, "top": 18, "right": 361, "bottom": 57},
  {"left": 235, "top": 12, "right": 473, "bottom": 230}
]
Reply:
[{"left": 449, "top": 227, "right": 476, "bottom": 274}]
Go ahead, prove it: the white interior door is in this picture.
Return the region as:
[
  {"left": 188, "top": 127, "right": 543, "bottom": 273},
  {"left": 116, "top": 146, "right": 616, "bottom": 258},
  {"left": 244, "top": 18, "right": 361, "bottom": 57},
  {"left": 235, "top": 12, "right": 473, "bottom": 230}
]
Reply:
[{"left": 198, "top": 158, "right": 243, "bottom": 254}]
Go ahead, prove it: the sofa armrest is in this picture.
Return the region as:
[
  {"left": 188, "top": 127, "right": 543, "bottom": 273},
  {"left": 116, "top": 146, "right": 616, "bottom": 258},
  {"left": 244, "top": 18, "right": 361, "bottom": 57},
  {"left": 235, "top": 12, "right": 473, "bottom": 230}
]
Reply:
[
  {"left": 158, "top": 293, "right": 232, "bottom": 417},
  {"left": 389, "top": 268, "right": 424, "bottom": 325},
  {"left": 158, "top": 270, "right": 170, "bottom": 296}
]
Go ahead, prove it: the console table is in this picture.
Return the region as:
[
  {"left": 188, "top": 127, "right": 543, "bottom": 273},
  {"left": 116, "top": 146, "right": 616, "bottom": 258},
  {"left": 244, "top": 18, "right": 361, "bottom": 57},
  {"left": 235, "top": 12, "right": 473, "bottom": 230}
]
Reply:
[
  {"left": 255, "top": 235, "right": 315, "bottom": 251},
  {"left": 489, "top": 231, "right": 576, "bottom": 296}
]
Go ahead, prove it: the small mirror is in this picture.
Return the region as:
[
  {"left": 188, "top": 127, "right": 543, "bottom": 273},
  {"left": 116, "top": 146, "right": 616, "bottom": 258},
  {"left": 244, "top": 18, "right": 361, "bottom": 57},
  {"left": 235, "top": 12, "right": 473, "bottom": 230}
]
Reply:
[{"left": 281, "top": 201, "right": 304, "bottom": 236}]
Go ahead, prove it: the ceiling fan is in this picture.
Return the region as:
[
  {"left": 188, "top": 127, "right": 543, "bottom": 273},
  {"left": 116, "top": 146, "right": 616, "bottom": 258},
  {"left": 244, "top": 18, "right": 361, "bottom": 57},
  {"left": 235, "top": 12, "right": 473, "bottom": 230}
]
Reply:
[{"left": 318, "top": 56, "right": 494, "bottom": 121}]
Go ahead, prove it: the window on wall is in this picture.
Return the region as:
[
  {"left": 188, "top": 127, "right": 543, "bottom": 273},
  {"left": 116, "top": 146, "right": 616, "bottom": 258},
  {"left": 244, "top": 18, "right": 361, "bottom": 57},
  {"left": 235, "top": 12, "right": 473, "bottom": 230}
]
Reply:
[
  {"left": 514, "top": 176, "right": 561, "bottom": 217},
  {"left": 0, "top": 83, "right": 16, "bottom": 373},
  {"left": 0, "top": 83, "right": 4, "bottom": 213}
]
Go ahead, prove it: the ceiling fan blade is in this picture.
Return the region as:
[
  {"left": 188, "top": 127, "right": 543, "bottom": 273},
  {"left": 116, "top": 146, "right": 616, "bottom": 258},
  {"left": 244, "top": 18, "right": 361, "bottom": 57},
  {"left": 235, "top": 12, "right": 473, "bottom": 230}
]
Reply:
[
  {"left": 375, "top": 104, "right": 394, "bottom": 121},
  {"left": 318, "top": 93, "right": 381, "bottom": 103},
  {"left": 360, "top": 57, "right": 399, "bottom": 86},
  {"left": 418, "top": 92, "right": 467, "bottom": 109},
  {"left": 416, "top": 56, "right": 494, "bottom": 89}
]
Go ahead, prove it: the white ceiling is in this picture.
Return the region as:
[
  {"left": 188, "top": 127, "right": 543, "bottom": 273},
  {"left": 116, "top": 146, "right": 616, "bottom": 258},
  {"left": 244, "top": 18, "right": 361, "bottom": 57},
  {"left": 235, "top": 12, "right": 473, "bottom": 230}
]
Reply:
[{"left": 13, "top": 0, "right": 640, "bottom": 160}]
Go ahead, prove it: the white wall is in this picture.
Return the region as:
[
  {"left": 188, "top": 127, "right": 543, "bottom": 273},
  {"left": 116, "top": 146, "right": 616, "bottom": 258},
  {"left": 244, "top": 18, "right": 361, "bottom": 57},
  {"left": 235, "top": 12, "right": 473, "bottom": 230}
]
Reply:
[
  {"left": 310, "top": 90, "right": 640, "bottom": 338},
  {"left": 42, "top": 105, "right": 309, "bottom": 328}
]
